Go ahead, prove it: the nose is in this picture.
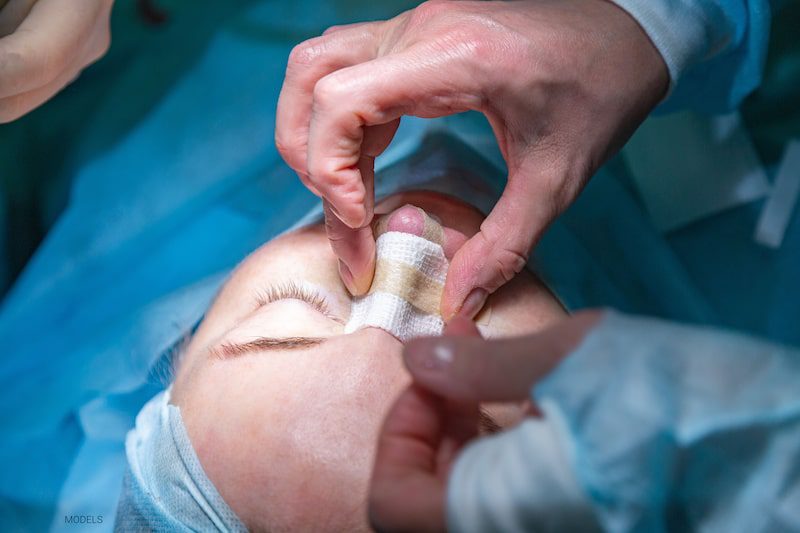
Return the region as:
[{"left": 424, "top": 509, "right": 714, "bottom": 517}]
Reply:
[{"left": 359, "top": 323, "right": 404, "bottom": 348}]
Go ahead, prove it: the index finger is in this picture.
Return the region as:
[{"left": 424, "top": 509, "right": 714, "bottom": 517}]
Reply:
[
  {"left": 0, "top": 0, "right": 104, "bottom": 97},
  {"left": 403, "top": 311, "right": 604, "bottom": 402},
  {"left": 305, "top": 45, "right": 483, "bottom": 228},
  {"left": 275, "top": 23, "right": 379, "bottom": 177}
]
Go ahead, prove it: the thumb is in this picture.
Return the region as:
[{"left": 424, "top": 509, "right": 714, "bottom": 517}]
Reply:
[
  {"left": 403, "top": 311, "right": 603, "bottom": 403},
  {"left": 369, "top": 384, "right": 447, "bottom": 533},
  {"left": 440, "top": 163, "right": 564, "bottom": 320}
]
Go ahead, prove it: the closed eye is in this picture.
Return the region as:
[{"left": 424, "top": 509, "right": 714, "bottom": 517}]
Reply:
[{"left": 254, "top": 281, "right": 342, "bottom": 323}]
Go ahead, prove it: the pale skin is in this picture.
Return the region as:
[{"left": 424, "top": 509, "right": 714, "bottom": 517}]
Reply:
[
  {"left": 274, "top": 6, "right": 663, "bottom": 523},
  {"left": 0, "top": 0, "right": 112, "bottom": 123},
  {"left": 275, "top": 0, "right": 668, "bottom": 319},
  {"left": 170, "top": 191, "right": 577, "bottom": 532},
  {"left": 369, "top": 310, "right": 603, "bottom": 532}
]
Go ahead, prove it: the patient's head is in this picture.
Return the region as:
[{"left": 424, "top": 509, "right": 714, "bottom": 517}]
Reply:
[{"left": 168, "top": 190, "right": 565, "bottom": 531}]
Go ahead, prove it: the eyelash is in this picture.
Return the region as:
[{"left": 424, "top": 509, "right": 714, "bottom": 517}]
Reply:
[{"left": 254, "top": 281, "right": 334, "bottom": 319}]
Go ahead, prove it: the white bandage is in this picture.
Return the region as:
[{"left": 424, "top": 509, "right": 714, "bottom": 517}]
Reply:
[{"left": 344, "top": 210, "right": 448, "bottom": 342}]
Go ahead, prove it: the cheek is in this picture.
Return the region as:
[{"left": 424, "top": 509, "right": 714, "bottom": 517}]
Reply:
[{"left": 483, "top": 272, "right": 566, "bottom": 337}]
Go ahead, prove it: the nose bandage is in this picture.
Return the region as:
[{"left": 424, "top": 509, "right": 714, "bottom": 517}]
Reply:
[{"left": 344, "top": 207, "right": 447, "bottom": 342}]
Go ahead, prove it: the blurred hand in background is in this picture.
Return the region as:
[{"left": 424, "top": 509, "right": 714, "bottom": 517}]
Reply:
[
  {"left": 368, "top": 312, "right": 601, "bottom": 531},
  {"left": 0, "top": 0, "right": 113, "bottom": 123}
]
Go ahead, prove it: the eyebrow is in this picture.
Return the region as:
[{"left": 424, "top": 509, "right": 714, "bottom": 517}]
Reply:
[
  {"left": 478, "top": 408, "right": 502, "bottom": 435},
  {"left": 212, "top": 336, "right": 326, "bottom": 359}
]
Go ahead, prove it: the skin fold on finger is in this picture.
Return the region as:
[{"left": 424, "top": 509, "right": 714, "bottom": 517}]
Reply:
[
  {"left": 403, "top": 310, "right": 604, "bottom": 403},
  {"left": 369, "top": 384, "right": 447, "bottom": 533},
  {"left": 275, "top": 23, "right": 380, "bottom": 177},
  {"left": 0, "top": 0, "right": 106, "bottom": 98}
]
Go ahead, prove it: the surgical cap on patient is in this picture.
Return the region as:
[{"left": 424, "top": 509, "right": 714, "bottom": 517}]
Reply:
[{"left": 115, "top": 389, "right": 246, "bottom": 532}]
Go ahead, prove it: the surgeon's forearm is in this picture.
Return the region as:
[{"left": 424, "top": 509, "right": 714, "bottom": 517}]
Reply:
[
  {"left": 533, "top": 311, "right": 800, "bottom": 529},
  {"left": 447, "top": 414, "right": 602, "bottom": 532}
]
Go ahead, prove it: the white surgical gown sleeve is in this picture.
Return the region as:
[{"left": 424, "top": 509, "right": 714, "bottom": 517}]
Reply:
[
  {"left": 446, "top": 311, "right": 800, "bottom": 532},
  {"left": 607, "top": 0, "right": 771, "bottom": 112}
]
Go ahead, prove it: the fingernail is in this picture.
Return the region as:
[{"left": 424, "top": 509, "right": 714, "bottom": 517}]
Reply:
[
  {"left": 458, "top": 289, "right": 488, "bottom": 320},
  {"left": 406, "top": 339, "right": 455, "bottom": 372}
]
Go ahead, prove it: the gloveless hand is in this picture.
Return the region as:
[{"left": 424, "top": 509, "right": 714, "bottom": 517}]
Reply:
[
  {"left": 0, "top": 0, "right": 113, "bottom": 122},
  {"left": 275, "top": 0, "right": 668, "bottom": 318},
  {"left": 368, "top": 311, "right": 602, "bottom": 532}
]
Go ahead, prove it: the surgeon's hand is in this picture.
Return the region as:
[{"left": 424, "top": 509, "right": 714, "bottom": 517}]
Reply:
[
  {"left": 275, "top": 0, "right": 668, "bottom": 316},
  {"left": 0, "top": 0, "right": 112, "bottom": 123},
  {"left": 368, "top": 311, "right": 602, "bottom": 531}
]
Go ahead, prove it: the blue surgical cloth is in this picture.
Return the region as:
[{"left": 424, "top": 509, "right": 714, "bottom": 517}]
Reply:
[
  {"left": 608, "top": 0, "right": 771, "bottom": 112},
  {"left": 0, "top": 2, "right": 422, "bottom": 531},
  {"left": 115, "top": 389, "right": 246, "bottom": 532},
  {"left": 448, "top": 311, "right": 800, "bottom": 532},
  {"left": 0, "top": 0, "right": 798, "bottom": 531}
]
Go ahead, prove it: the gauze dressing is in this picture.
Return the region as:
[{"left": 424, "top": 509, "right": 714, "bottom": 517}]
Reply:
[{"left": 344, "top": 206, "right": 448, "bottom": 342}]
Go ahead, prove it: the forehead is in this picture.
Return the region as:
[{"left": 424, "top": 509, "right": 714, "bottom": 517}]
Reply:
[
  {"left": 177, "top": 224, "right": 344, "bottom": 366},
  {"left": 221, "top": 224, "right": 343, "bottom": 307}
]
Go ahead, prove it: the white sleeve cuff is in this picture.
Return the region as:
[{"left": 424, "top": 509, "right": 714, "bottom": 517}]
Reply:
[
  {"left": 446, "top": 402, "right": 600, "bottom": 533},
  {"left": 608, "top": 0, "right": 710, "bottom": 89}
]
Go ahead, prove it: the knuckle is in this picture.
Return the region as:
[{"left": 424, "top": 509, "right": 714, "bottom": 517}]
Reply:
[
  {"left": 408, "top": 0, "right": 451, "bottom": 26},
  {"left": 311, "top": 74, "right": 346, "bottom": 111},
  {"left": 287, "top": 37, "right": 326, "bottom": 70},
  {"left": 322, "top": 24, "right": 343, "bottom": 36},
  {"left": 335, "top": 184, "right": 366, "bottom": 208},
  {"left": 274, "top": 131, "right": 305, "bottom": 164},
  {"left": 310, "top": 163, "right": 362, "bottom": 198},
  {"left": 305, "top": 154, "right": 328, "bottom": 182},
  {"left": 449, "top": 17, "right": 509, "bottom": 69}
]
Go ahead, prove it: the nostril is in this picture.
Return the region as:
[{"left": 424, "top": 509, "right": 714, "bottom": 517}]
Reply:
[{"left": 386, "top": 204, "right": 426, "bottom": 236}]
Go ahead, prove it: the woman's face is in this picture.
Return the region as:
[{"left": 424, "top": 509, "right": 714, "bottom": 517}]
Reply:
[{"left": 171, "top": 191, "right": 566, "bottom": 531}]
